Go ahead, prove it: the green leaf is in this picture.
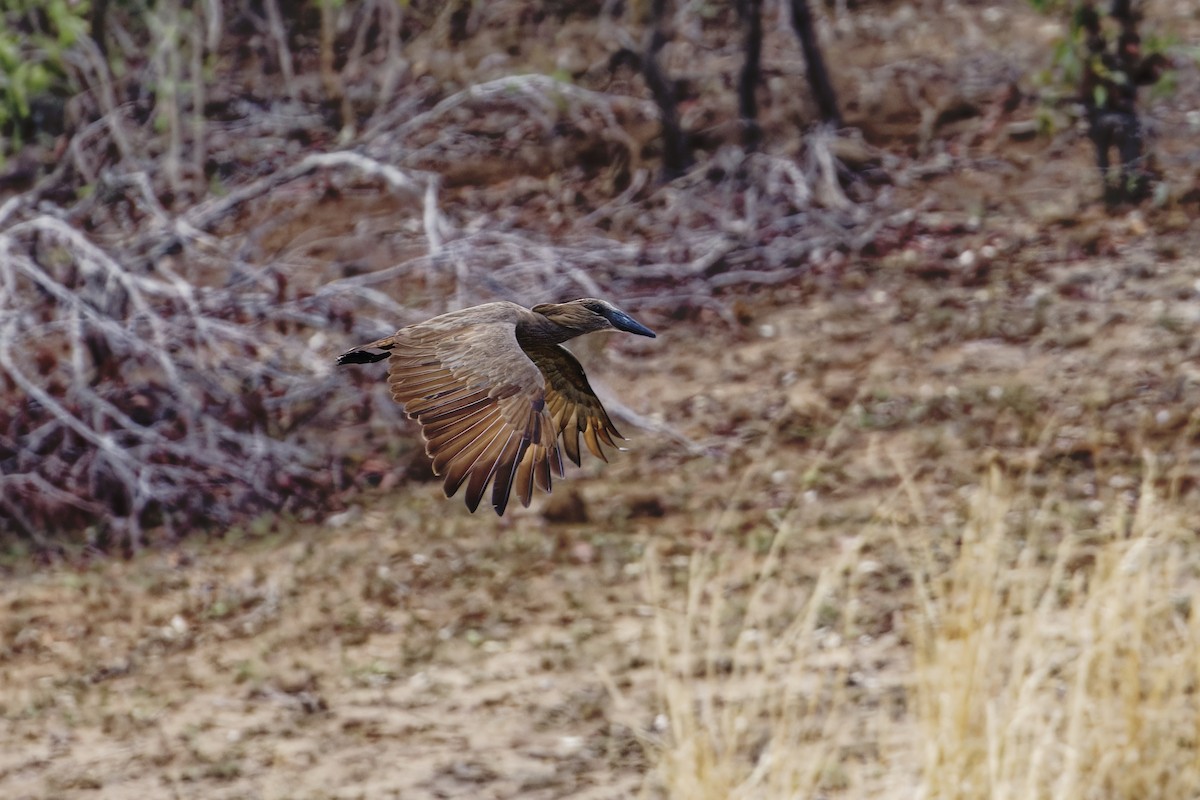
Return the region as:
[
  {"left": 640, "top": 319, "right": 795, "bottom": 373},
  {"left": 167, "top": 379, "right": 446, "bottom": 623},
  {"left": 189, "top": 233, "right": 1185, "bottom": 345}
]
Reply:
[
  {"left": 10, "top": 61, "right": 31, "bottom": 117},
  {"left": 47, "top": 0, "right": 90, "bottom": 46},
  {"left": 1150, "top": 70, "right": 1177, "bottom": 99}
]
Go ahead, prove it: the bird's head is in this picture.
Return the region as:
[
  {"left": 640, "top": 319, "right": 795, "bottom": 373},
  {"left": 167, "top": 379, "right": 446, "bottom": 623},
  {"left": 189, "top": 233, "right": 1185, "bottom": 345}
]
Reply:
[{"left": 532, "top": 298, "right": 657, "bottom": 338}]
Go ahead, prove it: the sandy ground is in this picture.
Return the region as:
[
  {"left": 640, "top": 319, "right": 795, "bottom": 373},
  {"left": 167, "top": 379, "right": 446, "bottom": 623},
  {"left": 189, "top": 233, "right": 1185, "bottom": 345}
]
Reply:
[{"left": 6, "top": 206, "right": 1200, "bottom": 797}]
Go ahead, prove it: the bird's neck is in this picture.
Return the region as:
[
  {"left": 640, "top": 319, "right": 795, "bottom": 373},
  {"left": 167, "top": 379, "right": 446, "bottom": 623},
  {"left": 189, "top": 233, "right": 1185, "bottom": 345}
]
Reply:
[{"left": 519, "top": 316, "right": 580, "bottom": 346}]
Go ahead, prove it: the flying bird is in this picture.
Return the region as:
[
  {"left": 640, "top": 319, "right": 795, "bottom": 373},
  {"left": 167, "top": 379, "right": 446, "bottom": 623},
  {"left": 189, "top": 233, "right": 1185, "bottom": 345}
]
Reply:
[{"left": 337, "top": 298, "right": 656, "bottom": 515}]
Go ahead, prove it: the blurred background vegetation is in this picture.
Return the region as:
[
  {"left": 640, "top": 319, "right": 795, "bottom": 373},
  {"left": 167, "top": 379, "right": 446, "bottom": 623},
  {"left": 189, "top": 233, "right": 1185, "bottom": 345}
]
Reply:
[
  {"left": 0, "top": 0, "right": 1193, "bottom": 552},
  {"left": 3, "top": 2, "right": 1200, "bottom": 795}
]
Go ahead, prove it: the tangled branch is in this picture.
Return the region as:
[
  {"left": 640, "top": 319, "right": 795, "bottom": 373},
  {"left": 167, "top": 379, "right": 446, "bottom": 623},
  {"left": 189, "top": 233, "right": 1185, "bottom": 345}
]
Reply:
[
  {"left": 0, "top": 154, "right": 442, "bottom": 548},
  {"left": 0, "top": 0, "right": 915, "bottom": 549}
]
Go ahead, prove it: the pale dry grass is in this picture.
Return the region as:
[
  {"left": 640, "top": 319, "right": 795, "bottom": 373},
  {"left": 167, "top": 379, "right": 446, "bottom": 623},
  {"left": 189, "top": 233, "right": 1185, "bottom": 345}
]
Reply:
[
  {"left": 644, "top": 456, "right": 1200, "bottom": 799},
  {"left": 912, "top": 460, "right": 1200, "bottom": 800},
  {"left": 641, "top": 540, "right": 855, "bottom": 798},
  {"left": 635, "top": 467, "right": 902, "bottom": 799}
]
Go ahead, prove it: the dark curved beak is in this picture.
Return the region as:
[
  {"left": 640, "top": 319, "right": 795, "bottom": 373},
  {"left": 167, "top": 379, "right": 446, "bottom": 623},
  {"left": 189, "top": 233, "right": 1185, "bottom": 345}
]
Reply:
[{"left": 606, "top": 308, "right": 656, "bottom": 338}]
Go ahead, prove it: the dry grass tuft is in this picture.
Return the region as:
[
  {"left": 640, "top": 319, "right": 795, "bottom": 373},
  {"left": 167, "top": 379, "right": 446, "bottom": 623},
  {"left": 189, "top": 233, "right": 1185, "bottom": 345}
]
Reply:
[
  {"left": 643, "top": 456, "right": 1200, "bottom": 799},
  {"left": 912, "top": 460, "right": 1200, "bottom": 800},
  {"left": 639, "top": 512, "right": 886, "bottom": 798}
]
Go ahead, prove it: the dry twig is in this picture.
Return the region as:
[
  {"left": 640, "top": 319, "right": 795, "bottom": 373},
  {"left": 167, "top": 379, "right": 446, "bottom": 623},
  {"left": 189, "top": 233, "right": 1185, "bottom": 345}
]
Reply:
[{"left": 0, "top": 7, "right": 909, "bottom": 547}]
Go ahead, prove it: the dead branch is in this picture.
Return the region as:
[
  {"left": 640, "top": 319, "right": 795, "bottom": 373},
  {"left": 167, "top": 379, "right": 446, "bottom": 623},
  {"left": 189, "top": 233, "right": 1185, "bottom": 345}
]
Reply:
[
  {"left": 788, "top": 0, "right": 842, "bottom": 127},
  {"left": 737, "top": 0, "right": 765, "bottom": 150},
  {"left": 642, "top": 0, "right": 692, "bottom": 180},
  {"left": 0, "top": 1, "right": 920, "bottom": 549}
]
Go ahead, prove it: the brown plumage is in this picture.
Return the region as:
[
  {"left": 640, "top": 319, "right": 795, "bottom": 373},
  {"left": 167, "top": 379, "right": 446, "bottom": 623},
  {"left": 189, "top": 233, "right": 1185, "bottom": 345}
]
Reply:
[{"left": 337, "top": 299, "right": 656, "bottom": 515}]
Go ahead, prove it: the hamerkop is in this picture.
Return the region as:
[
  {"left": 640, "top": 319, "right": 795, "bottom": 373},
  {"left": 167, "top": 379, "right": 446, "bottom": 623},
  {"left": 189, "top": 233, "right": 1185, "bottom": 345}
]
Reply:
[{"left": 337, "top": 299, "right": 656, "bottom": 515}]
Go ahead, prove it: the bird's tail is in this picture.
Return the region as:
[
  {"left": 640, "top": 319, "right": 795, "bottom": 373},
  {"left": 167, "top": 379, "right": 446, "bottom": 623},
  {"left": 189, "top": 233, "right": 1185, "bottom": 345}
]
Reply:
[
  {"left": 336, "top": 350, "right": 388, "bottom": 365},
  {"left": 336, "top": 337, "right": 395, "bottom": 365}
]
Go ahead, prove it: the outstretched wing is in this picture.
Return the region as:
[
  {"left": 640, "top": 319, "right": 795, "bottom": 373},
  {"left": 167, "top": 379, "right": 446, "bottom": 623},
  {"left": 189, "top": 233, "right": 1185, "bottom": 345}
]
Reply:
[
  {"left": 523, "top": 343, "right": 623, "bottom": 468},
  {"left": 387, "top": 321, "right": 561, "bottom": 515}
]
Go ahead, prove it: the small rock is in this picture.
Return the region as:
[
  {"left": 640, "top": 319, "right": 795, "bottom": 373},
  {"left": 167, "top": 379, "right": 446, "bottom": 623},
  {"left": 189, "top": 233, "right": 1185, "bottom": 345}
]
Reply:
[
  {"left": 829, "top": 137, "right": 882, "bottom": 170},
  {"left": 1006, "top": 120, "right": 1038, "bottom": 140},
  {"left": 517, "top": 769, "right": 567, "bottom": 791},
  {"left": 277, "top": 669, "right": 318, "bottom": 695},
  {"left": 325, "top": 506, "right": 362, "bottom": 529},
  {"left": 626, "top": 493, "right": 666, "bottom": 519},
  {"left": 542, "top": 487, "right": 588, "bottom": 524},
  {"left": 404, "top": 451, "right": 436, "bottom": 483},
  {"left": 356, "top": 457, "right": 395, "bottom": 488},
  {"left": 570, "top": 542, "right": 596, "bottom": 563},
  {"left": 557, "top": 735, "right": 585, "bottom": 757},
  {"left": 447, "top": 760, "right": 499, "bottom": 784}
]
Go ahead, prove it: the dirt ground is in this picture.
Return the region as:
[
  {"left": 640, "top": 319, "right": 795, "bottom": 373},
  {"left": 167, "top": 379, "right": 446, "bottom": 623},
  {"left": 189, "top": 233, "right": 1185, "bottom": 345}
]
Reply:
[
  {"left": 7, "top": 217, "right": 1200, "bottom": 798},
  {"left": 4, "top": 0, "right": 1200, "bottom": 798}
]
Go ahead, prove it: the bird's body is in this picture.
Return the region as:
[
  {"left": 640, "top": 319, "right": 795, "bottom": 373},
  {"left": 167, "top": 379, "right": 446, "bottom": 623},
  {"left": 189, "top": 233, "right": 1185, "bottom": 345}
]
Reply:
[{"left": 337, "top": 299, "right": 656, "bottom": 515}]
